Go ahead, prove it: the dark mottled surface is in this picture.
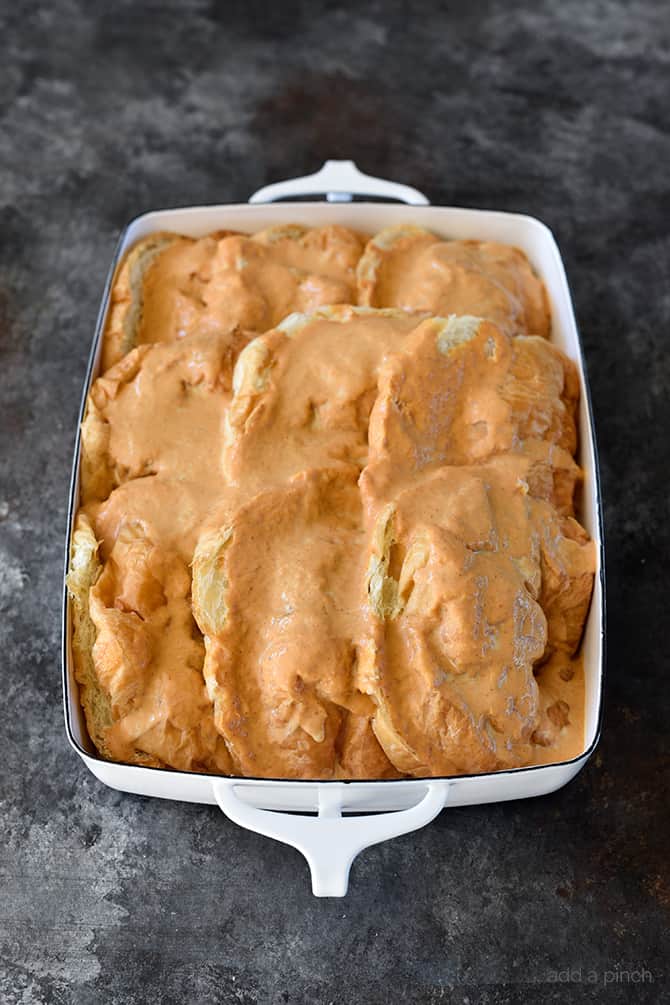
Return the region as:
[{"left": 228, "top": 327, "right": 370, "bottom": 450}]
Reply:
[{"left": 1, "top": 1, "right": 668, "bottom": 1002}]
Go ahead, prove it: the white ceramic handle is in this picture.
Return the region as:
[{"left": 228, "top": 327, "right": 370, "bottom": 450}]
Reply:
[
  {"left": 248, "top": 159, "right": 430, "bottom": 205},
  {"left": 212, "top": 779, "right": 449, "bottom": 896}
]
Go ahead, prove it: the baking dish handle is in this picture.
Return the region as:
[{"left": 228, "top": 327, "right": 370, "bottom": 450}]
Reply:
[
  {"left": 212, "top": 779, "right": 449, "bottom": 897},
  {"left": 248, "top": 159, "right": 430, "bottom": 205}
]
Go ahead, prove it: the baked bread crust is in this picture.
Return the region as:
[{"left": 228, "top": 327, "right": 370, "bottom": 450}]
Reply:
[
  {"left": 102, "top": 232, "right": 184, "bottom": 371},
  {"left": 66, "top": 514, "right": 116, "bottom": 761}
]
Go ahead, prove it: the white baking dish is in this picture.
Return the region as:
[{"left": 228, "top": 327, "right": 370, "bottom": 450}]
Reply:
[{"left": 62, "top": 161, "right": 605, "bottom": 897}]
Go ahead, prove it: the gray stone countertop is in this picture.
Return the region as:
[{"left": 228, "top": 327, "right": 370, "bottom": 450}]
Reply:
[{"left": 1, "top": 2, "right": 668, "bottom": 1002}]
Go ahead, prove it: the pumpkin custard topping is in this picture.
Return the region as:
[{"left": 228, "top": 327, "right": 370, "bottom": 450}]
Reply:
[{"left": 67, "top": 225, "right": 595, "bottom": 779}]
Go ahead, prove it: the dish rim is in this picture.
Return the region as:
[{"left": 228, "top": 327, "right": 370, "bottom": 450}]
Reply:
[{"left": 61, "top": 200, "right": 606, "bottom": 787}]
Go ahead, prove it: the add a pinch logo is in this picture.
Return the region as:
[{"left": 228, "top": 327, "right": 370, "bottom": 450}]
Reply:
[{"left": 546, "top": 965, "right": 655, "bottom": 985}]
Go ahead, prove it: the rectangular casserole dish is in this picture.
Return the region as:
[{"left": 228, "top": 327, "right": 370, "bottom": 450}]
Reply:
[{"left": 62, "top": 161, "right": 606, "bottom": 896}]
